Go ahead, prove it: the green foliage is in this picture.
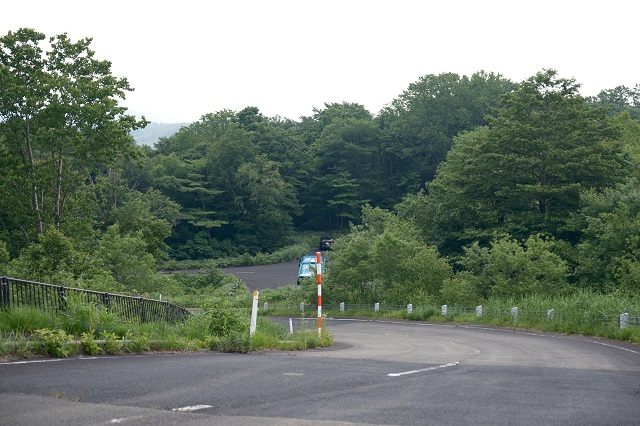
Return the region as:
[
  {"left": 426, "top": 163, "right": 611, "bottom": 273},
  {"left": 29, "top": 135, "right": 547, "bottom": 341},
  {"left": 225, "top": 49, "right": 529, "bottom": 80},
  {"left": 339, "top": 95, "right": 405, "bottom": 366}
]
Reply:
[
  {"left": 80, "top": 332, "right": 101, "bottom": 355},
  {"left": 0, "top": 28, "right": 145, "bottom": 247},
  {"left": 0, "top": 240, "right": 9, "bottom": 275},
  {"left": 326, "top": 205, "right": 451, "bottom": 304},
  {"left": 574, "top": 179, "right": 640, "bottom": 294},
  {"left": 205, "top": 307, "right": 249, "bottom": 338},
  {"left": 34, "top": 328, "right": 76, "bottom": 357},
  {"left": 421, "top": 70, "right": 627, "bottom": 255},
  {"left": 60, "top": 293, "right": 116, "bottom": 336},
  {"left": 451, "top": 234, "right": 570, "bottom": 300},
  {"left": 0, "top": 305, "right": 59, "bottom": 334},
  {"left": 379, "top": 71, "right": 518, "bottom": 192},
  {"left": 214, "top": 330, "right": 253, "bottom": 353},
  {"left": 96, "top": 224, "right": 157, "bottom": 293},
  {"left": 8, "top": 226, "right": 77, "bottom": 282}
]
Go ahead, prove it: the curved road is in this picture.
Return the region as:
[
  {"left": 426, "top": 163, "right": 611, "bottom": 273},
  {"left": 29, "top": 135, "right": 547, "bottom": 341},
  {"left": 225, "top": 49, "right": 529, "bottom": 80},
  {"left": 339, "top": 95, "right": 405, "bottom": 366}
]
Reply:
[
  {"left": 1, "top": 318, "right": 639, "bottom": 425},
  {"left": 221, "top": 260, "right": 300, "bottom": 292}
]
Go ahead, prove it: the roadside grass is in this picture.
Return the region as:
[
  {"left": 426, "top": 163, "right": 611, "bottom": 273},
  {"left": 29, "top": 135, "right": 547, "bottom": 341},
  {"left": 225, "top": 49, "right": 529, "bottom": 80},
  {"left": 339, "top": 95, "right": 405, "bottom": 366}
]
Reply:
[
  {"left": 0, "top": 297, "right": 334, "bottom": 360},
  {"left": 258, "top": 286, "right": 640, "bottom": 345}
]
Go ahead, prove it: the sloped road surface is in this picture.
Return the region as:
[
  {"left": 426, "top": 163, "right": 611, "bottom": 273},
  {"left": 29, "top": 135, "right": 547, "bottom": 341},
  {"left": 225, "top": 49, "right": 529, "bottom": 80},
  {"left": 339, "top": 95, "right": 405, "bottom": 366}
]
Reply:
[
  {"left": 1, "top": 318, "right": 639, "bottom": 425},
  {"left": 220, "top": 260, "right": 300, "bottom": 292}
]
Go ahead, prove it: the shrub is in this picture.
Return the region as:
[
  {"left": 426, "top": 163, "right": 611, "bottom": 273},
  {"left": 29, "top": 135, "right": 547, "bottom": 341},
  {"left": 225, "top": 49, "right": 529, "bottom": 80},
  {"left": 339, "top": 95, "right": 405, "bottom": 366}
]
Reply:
[{"left": 34, "top": 328, "right": 76, "bottom": 357}]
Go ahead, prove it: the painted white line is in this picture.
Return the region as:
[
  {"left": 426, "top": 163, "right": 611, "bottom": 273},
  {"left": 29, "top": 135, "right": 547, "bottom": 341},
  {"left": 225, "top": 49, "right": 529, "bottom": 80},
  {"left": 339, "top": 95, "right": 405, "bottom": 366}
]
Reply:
[
  {"left": 3, "top": 357, "right": 101, "bottom": 365},
  {"left": 172, "top": 405, "right": 212, "bottom": 412},
  {"left": 108, "top": 416, "right": 144, "bottom": 423},
  {"left": 283, "top": 372, "right": 304, "bottom": 376},
  {"left": 388, "top": 362, "right": 459, "bottom": 377}
]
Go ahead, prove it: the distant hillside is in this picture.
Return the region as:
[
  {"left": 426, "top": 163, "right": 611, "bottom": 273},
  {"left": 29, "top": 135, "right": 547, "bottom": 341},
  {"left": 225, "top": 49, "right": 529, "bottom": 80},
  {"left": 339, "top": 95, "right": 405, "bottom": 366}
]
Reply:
[{"left": 131, "top": 122, "right": 187, "bottom": 146}]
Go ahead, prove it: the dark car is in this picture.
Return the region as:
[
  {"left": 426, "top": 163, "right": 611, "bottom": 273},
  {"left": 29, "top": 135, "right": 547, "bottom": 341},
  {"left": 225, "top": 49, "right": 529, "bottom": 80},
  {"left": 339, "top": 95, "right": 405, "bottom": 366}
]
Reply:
[{"left": 319, "top": 235, "right": 334, "bottom": 251}]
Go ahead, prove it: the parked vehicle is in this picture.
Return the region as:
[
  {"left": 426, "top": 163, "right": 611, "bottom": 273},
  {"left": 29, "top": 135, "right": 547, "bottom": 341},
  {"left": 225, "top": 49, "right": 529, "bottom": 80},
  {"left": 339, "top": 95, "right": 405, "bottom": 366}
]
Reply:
[
  {"left": 297, "top": 254, "right": 325, "bottom": 285},
  {"left": 319, "top": 235, "right": 334, "bottom": 251}
]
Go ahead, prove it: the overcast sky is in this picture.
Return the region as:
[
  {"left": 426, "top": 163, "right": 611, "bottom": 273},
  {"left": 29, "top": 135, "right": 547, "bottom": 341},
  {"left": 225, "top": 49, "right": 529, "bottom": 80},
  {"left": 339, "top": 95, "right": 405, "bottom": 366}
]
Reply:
[{"left": 2, "top": 1, "right": 638, "bottom": 123}]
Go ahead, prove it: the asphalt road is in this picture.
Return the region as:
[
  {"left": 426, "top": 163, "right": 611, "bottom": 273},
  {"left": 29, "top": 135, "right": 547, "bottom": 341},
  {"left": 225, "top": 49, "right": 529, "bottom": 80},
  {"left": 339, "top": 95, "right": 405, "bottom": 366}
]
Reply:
[
  {"left": 1, "top": 319, "right": 639, "bottom": 425},
  {"left": 220, "top": 260, "right": 301, "bottom": 292}
]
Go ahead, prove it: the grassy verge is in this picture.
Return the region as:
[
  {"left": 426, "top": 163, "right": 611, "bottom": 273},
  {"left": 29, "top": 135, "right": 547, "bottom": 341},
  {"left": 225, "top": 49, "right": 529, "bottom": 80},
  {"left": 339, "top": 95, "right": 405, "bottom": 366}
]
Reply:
[
  {"left": 258, "top": 287, "right": 640, "bottom": 345},
  {"left": 0, "top": 299, "right": 333, "bottom": 360}
]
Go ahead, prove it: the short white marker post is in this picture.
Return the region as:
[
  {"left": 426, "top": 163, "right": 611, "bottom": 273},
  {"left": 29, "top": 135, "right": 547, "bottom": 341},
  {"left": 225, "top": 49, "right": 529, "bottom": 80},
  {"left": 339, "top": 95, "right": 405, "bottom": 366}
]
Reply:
[
  {"left": 407, "top": 304, "right": 413, "bottom": 314},
  {"left": 250, "top": 291, "right": 259, "bottom": 336},
  {"left": 442, "top": 305, "right": 447, "bottom": 316},
  {"left": 511, "top": 306, "right": 518, "bottom": 320},
  {"left": 289, "top": 318, "right": 293, "bottom": 334},
  {"left": 476, "top": 305, "right": 483, "bottom": 317},
  {"left": 620, "top": 313, "right": 629, "bottom": 329}
]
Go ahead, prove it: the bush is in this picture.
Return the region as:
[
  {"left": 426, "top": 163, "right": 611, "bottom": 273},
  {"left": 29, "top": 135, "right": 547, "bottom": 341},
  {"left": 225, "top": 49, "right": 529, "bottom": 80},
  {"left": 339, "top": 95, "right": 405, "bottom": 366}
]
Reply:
[{"left": 34, "top": 328, "right": 76, "bottom": 357}]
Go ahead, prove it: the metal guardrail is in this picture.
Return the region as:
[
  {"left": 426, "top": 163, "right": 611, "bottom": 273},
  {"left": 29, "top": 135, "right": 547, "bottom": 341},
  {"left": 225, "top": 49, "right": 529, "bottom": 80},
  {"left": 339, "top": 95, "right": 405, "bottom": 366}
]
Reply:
[{"left": 0, "top": 276, "right": 189, "bottom": 323}]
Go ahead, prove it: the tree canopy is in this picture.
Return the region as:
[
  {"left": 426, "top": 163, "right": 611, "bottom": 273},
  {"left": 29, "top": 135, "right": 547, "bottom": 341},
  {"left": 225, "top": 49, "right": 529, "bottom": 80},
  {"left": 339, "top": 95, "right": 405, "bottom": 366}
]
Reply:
[{"left": 2, "top": 28, "right": 640, "bottom": 302}]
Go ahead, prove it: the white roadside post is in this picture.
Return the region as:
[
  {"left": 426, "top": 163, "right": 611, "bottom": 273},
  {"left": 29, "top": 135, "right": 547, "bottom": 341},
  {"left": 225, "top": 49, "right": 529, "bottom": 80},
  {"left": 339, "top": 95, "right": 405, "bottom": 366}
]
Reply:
[
  {"left": 511, "top": 306, "right": 518, "bottom": 320},
  {"left": 250, "top": 291, "right": 259, "bottom": 336},
  {"left": 620, "top": 313, "right": 629, "bottom": 329}
]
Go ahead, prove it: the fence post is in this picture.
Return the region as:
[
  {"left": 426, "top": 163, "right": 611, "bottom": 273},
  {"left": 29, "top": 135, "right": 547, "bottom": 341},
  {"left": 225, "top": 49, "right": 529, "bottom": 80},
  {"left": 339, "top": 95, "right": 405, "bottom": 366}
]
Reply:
[
  {"left": 441, "top": 305, "right": 447, "bottom": 316},
  {"left": 139, "top": 298, "right": 147, "bottom": 323},
  {"left": 511, "top": 307, "right": 518, "bottom": 320},
  {"left": 102, "top": 292, "right": 111, "bottom": 310},
  {"left": 57, "top": 286, "right": 67, "bottom": 312},
  {"left": 340, "top": 302, "right": 345, "bottom": 312},
  {"left": 0, "top": 277, "right": 9, "bottom": 308},
  {"left": 620, "top": 313, "right": 629, "bottom": 329},
  {"left": 407, "top": 304, "right": 413, "bottom": 314},
  {"left": 476, "top": 305, "right": 482, "bottom": 317}
]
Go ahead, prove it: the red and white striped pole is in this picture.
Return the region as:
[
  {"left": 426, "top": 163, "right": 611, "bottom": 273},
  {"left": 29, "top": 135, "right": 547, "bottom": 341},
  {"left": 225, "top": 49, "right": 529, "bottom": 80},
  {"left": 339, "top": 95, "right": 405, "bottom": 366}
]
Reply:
[{"left": 316, "top": 251, "right": 322, "bottom": 334}]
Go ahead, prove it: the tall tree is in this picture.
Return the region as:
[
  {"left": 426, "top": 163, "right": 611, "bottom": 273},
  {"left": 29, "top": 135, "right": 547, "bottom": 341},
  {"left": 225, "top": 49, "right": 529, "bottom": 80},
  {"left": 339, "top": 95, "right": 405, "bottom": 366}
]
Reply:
[
  {"left": 409, "top": 70, "right": 626, "bottom": 255},
  {"left": 378, "top": 71, "right": 517, "bottom": 193},
  {"left": 0, "top": 28, "right": 145, "bottom": 245}
]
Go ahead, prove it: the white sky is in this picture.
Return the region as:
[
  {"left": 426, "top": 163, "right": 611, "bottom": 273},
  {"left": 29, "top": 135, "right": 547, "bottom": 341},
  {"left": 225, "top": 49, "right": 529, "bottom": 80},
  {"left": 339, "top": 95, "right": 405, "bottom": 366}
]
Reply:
[{"left": 2, "top": 1, "right": 638, "bottom": 123}]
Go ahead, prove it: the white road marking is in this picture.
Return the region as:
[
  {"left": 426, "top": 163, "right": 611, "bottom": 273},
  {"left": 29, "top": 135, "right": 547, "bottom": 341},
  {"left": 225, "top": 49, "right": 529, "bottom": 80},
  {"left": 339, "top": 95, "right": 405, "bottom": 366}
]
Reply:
[
  {"left": 108, "top": 416, "right": 144, "bottom": 423},
  {"left": 283, "top": 372, "right": 304, "bottom": 376},
  {"left": 388, "top": 362, "right": 459, "bottom": 377},
  {"left": 3, "top": 357, "right": 100, "bottom": 365},
  {"left": 172, "top": 405, "right": 212, "bottom": 412}
]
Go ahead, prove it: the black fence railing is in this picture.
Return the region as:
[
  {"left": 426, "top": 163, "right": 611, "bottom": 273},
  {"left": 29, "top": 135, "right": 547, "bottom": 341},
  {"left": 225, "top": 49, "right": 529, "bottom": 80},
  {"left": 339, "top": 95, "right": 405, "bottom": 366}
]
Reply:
[{"left": 0, "top": 276, "right": 189, "bottom": 323}]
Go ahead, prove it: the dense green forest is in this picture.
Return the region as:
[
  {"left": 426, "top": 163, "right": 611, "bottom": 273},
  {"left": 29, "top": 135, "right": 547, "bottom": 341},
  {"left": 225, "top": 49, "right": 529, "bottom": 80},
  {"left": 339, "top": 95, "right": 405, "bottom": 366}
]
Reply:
[{"left": 1, "top": 28, "right": 639, "bottom": 306}]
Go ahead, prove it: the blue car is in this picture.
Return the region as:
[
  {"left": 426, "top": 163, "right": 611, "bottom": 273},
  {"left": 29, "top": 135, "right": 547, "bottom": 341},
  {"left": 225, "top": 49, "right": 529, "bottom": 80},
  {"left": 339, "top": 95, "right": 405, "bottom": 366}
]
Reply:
[{"left": 297, "top": 255, "right": 325, "bottom": 285}]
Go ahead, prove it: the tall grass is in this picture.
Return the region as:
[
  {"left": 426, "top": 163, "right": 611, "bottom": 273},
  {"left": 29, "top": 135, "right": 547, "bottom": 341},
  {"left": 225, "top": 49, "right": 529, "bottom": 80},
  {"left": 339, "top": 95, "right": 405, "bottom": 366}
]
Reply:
[
  {"left": 259, "top": 287, "right": 640, "bottom": 344},
  {"left": 0, "top": 294, "right": 333, "bottom": 359}
]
